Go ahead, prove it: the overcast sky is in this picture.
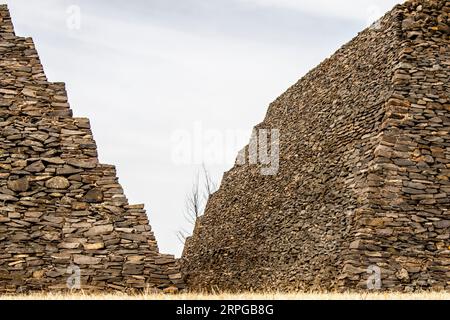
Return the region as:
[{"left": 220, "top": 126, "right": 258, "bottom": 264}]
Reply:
[{"left": 3, "top": 0, "right": 402, "bottom": 256}]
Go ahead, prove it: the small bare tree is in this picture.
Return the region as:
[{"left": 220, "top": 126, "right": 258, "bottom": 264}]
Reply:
[
  {"left": 177, "top": 164, "right": 217, "bottom": 244},
  {"left": 202, "top": 163, "right": 216, "bottom": 202}
]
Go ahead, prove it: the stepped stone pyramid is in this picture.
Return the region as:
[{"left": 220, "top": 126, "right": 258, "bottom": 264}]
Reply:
[
  {"left": 182, "top": 0, "right": 450, "bottom": 292},
  {"left": 0, "top": 5, "right": 183, "bottom": 293}
]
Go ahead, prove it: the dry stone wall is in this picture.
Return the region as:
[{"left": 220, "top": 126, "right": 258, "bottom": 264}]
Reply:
[
  {"left": 342, "top": 0, "right": 450, "bottom": 291},
  {"left": 182, "top": 0, "right": 449, "bottom": 292},
  {"left": 0, "top": 5, "right": 183, "bottom": 293}
]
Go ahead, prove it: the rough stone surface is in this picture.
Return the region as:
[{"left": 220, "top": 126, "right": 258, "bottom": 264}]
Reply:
[
  {"left": 7, "top": 177, "right": 29, "bottom": 192},
  {"left": 83, "top": 188, "right": 104, "bottom": 203},
  {"left": 0, "top": 5, "right": 183, "bottom": 293},
  {"left": 182, "top": 0, "right": 450, "bottom": 292},
  {"left": 45, "top": 176, "right": 70, "bottom": 190}
]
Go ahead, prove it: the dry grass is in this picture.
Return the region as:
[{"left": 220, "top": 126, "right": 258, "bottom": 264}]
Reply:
[{"left": 1, "top": 291, "right": 449, "bottom": 300}]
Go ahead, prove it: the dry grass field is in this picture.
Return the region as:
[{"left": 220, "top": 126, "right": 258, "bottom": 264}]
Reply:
[{"left": 1, "top": 291, "right": 449, "bottom": 300}]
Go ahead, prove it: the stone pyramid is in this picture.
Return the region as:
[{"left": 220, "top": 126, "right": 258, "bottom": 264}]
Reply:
[
  {"left": 182, "top": 0, "right": 450, "bottom": 292},
  {"left": 0, "top": 5, "right": 182, "bottom": 293}
]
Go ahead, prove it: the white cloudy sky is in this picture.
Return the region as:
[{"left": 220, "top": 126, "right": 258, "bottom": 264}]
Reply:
[{"left": 3, "top": 0, "right": 402, "bottom": 256}]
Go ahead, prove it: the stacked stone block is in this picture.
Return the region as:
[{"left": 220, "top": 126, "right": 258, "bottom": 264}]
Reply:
[{"left": 0, "top": 5, "right": 183, "bottom": 293}]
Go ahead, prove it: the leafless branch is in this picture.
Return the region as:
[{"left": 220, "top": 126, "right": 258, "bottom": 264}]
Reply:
[
  {"left": 178, "top": 165, "right": 218, "bottom": 240},
  {"left": 202, "top": 163, "right": 217, "bottom": 201},
  {"left": 185, "top": 172, "right": 200, "bottom": 226},
  {"left": 176, "top": 228, "right": 189, "bottom": 245}
]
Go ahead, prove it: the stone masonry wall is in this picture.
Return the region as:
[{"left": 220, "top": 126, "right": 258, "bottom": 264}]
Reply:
[
  {"left": 341, "top": 0, "right": 450, "bottom": 291},
  {"left": 0, "top": 5, "right": 183, "bottom": 293},
  {"left": 182, "top": 0, "right": 449, "bottom": 292}
]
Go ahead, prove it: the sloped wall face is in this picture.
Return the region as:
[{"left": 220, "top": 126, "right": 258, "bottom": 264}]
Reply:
[
  {"left": 0, "top": 6, "right": 182, "bottom": 293},
  {"left": 342, "top": 0, "right": 450, "bottom": 291},
  {"left": 182, "top": 7, "right": 405, "bottom": 291},
  {"left": 183, "top": 0, "right": 450, "bottom": 292}
]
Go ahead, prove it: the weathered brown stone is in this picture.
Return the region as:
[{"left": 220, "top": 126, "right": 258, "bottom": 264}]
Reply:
[
  {"left": 83, "top": 242, "right": 105, "bottom": 250},
  {"left": 41, "top": 157, "right": 65, "bottom": 165},
  {"left": 25, "top": 160, "right": 45, "bottom": 173},
  {"left": 434, "top": 220, "right": 450, "bottom": 229},
  {"left": 0, "top": 194, "right": 17, "bottom": 201},
  {"left": 7, "top": 177, "right": 29, "bottom": 192},
  {"left": 85, "top": 224, "right": 113, "bottom": 237},
  {"left": 66, "top": 159, "right": 97, "bottom": 169},
  {"left": 56, "top": 166, "right": 83, "bottom": 175},
  {"left": 72, "top": 202, "right": 88, "bottom": 210},
  {"left": 45, "top": 176, "right": 70, "bottom": 189},
  {"left": 74, "top": 255, "right": 101, "bottom": 265},
  {"left": 83, "top": 188, "right": 104, "bottom": 203}
]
